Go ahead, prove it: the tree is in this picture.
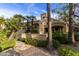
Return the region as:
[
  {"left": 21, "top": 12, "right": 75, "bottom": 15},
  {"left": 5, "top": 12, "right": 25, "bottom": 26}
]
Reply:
[
  {"left": 68, "top": 3, "right": 76, "bottom": 45},
  {"left": 25, "top": 16, "right": 31, "bottom": 33},
  {"left": 0, "top": 17, "right": 5, "bottom": 25},
  {"left": 30, "top": 15, "right": 36, "bottom": 26},
  {"left": 47, "top": 3, "right": 53, "bottom": 51},
  {"left": 25, "top": 15, "right": 36, "bottom": 33},
  {"left": 30, "top": 15, "right": 36, "bottom": 33},
  {"left": 5, "top": 15, "right": 25, "bottom": 39},
  {"left": 5, "top": 14, "right": 25, "bottom": 32},
  {"left": 13, "top": 14, "right": 25, "bottom": 22},
  {"left": 52, "top": 4, "right": 69, "bottom": 22},
  {"left": 0, "top": 17, "right": 6, "bottom": 30},
  {"left": 52, "top": 4, "right": 76, "bottom": 45}
]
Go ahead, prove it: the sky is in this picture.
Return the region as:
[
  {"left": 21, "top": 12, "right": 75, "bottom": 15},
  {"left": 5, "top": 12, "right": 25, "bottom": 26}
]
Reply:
[{"left": 0, "top": 3, "right": 63, "bottom": 20}]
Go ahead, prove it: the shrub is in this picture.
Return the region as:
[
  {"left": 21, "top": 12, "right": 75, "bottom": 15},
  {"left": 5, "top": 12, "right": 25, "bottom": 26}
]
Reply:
[
  {"left": 25, "top": 38, "right": 37, "bottom": 46},
  {"left": 53, "top": 39, "right": 60, "bottom": 49},
  {"left": 0, "top": 30, "right": 16, "bottom": 52},
  {"left": 25, "top": 38, "right": 47, "bottom": 47},
  {"left": 58, "top": 47, "right": 79, "bottom": 56},
  {"left": 31, "top": 28, "right": 38, "bottom": 33},
  {"left": 74, "top": 32, "right": 79, "bottom": 41},
  {"left": 18, "top": 38, "right": 25, "bottom": 42},
  {"left": 0, "top": 30, "right": 8, "bottom": 44},
  {"left": 36, "top": 39, "right": 47, "bottom": 47},
  {"left": 0, "top": 39, "right": 16, "bottom": 52},
  {"left": 52, "top": 31, "right": 67, "bottom": 44}
]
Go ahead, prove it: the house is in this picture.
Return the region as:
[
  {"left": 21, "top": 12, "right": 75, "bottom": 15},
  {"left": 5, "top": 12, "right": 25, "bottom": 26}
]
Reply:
[
  {"left": 22, "top": 13, "right": 79, "bottom": 34},
  {"left": 38, "top": 13, "right": 69, "bottom": 34}
]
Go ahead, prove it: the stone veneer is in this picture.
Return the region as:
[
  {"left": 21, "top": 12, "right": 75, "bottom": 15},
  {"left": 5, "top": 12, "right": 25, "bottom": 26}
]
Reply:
[{"left": 39, "top": 13, "right": 69, "bottom": 34}]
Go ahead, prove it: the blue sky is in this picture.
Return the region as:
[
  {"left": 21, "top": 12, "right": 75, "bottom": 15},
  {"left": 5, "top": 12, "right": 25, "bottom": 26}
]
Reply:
[{"left": 0, "top": 3, "right": 63, "bottom": 19}]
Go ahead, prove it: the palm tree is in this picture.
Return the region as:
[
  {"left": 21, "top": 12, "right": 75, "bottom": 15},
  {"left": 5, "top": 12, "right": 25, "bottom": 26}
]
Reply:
[
  {"left": 25, "top": 16, "right": 31, "bottom": 33},
  {"left": 68, "top": 3, "right": 76, "bottom": 45},
  {"left": 25, "top": 16, "right": 36, "bottom": 33},
  {"left": 30, "top": 15, "right": 36, "bottom": 26},
  {"left": 30, "top": 15, "right": 36, "bottom": 33},
  {"left": 47, "top": 3, "right": 53, "bottom": 51}
]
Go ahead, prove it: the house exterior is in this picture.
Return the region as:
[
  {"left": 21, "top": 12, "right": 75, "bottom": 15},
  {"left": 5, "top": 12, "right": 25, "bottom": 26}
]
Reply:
[
  {"left": 22, "top": 13, "right": 79, "bottom": 35},
  {"left": 38, "top": 13, "right": 69, "bottom": 34}
]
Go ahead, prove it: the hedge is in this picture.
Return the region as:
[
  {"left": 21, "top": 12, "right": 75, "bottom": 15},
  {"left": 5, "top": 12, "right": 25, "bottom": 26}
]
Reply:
[
  {"left": 25, "top": 38, "right": 47, "bottom": 47},
  {"left": 52, "top": 31, "right": 67, "bottom": 44}
]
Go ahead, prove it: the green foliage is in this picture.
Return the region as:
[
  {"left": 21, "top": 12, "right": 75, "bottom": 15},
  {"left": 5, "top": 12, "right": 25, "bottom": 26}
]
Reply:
[
  {"left": 0, "top": 39, "right": 16, "bottom": 52},
  {"left": 6, "top": 16, "right": 23, "bottom": 32},
  {"left": 0, "top": 17, "right": 5, "bottom": 24},
  {"left": 58, "top": 47, "right": 79, "bottom": 56},
  {"left": 36, "top": 39, "right": 47, "bottom": 47},
  {"left": 0, "top": 30, "right": 16, "bottom": 52},
  {"left": 31, "top": 28, "right": 38, "bottom": 33},
  {"left": 9, "top": 18, "right": 21, "bottom": 30},
  {"left": 0, "top": 30, "right": 8, "bottom": 44},
  {"left": 74, "top": 32, "right": 79, "bottom": 41},
  {"left": 52, "top": 31, "right": 67, "bottom": 44},
  {"left": 53, "top": 39, "right": 60, "bottom": 49},
  {"left": 25, "top": 38, "right": 47, "bottom": 47},
  {"left": 25, "top": 38, "right": 36, "bottom": 46}
]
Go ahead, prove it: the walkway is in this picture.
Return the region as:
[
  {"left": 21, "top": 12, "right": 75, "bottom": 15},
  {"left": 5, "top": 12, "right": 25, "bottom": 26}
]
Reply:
[
  {"left": 0, "top": 41, "right": 57, "bottom": 56},
  {"left": 14, "top": 41, "right": 57, "bottom": 56}
]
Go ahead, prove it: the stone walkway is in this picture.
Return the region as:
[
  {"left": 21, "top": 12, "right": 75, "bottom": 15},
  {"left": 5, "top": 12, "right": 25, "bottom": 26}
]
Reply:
[
  {"left": 0, "top": 41, "right": 58, "bottom": 56},
  {"left": 14, "top": 41, "right": 57, "bottom": 56}
]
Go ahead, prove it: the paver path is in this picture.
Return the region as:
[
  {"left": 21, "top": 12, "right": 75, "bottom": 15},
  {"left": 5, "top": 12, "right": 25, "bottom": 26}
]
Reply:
[
  {"left": 14, "top": 41, "right": 57, "bottom": 56},
  {"left": 0, "top": 41, "right": 57, "bottom": 56}
]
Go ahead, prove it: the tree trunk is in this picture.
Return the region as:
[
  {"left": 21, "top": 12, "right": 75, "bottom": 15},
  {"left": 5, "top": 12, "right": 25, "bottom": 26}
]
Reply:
[
  {"left": 32, "top": 19, "right": 34, "bottom": 26},
  {"left": 9, "top": 31, "right": 15, "bottom": 40},
  {"left": 68, "top": 3, "right": 76, "bottom": 45},
  {"left": 47, "top": 3, "right": 53, "bottom": 51},
  {"left": 27, "top": 20, "right": 29, "bottom": 33},
  {"left": 31, "top": 19, "right": 34, "bottom": 33}
]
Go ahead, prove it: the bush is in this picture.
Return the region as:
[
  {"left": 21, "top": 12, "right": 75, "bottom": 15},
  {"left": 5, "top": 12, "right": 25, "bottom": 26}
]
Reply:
[
  {"left": 0, "top": 30, "right": 16, "bottom": 52},
  {"left": 31, "top": 28, "right": 38, "bottom": 33},
  {"left": 58, "top": 47, "right": 79, "bottom": 56},
  {"left": 0, "top": 30, "right": 8, "bottom": 44},
  {"left": 36, "top": 39, "right": 47, "bottom": 47},
  {"left": 53, "top": 39, "right": 60, "bottom": 49},
  {"left": 74, "top": 32, "right": 79, "bottom": 41},
  {"left": 52, "top": 31, "right": 67, "bottom": 44},
  {"left": 25, "top": 38, "right": 47, "bottom": 47},
  {"left": 25, "top": 38, "right": 37, "bottom": 46},
  {"left": 0, "top": 39, "right": 16, "bottom": 52}
]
